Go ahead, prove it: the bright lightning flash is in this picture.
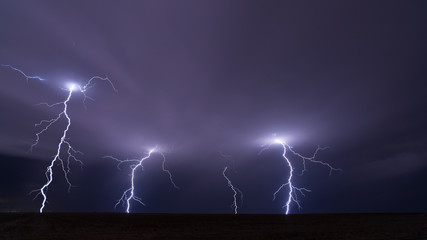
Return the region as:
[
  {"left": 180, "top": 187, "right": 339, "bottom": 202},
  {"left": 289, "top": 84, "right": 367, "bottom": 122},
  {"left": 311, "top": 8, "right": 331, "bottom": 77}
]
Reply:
[
  {"left": 103, "top": 147, "right": 179, "bottom": 213},
  {"left": 68, "top": 83, "right": 76, "bottom": 91},
  {"left": 262, "top": 138, "right": 341, "bottom": 215},
  {"left": 29, "top": 76, "right": 117, "bottom": 213}
]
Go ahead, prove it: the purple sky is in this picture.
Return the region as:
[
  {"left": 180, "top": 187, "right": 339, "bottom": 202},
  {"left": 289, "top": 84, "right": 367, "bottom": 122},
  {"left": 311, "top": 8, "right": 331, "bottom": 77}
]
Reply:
[{"left": 1, "top": 0, "right": 426, "bottom": 213}]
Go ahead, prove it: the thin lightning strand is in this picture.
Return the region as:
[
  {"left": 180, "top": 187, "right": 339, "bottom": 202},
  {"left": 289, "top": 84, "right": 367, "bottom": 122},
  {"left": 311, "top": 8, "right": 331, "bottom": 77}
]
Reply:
[
  {"left": 159, "top": 152, "right": 180, "bottom": 190},
  {"left": 261, "top": 139, "right": 341, "bottom": 215},
  {"left": 222, "top": 166, "right": 243, "bottom": 214},
  {"left": 79, "top": 76, "right": 117, "bottom": 112},
  {"left": 103, "top": 147, "right": 179, "bottom": 213},
  {"left": 1, "top": 64, "right": 45, "bottom": 82},
  {"left": 218, "top": 151, "right": 243, "bottom": 214}
]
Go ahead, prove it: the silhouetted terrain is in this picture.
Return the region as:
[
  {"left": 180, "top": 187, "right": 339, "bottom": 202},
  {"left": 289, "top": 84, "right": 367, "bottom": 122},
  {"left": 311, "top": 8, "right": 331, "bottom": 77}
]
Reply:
[{"left": 0, "top": 213, "right": 426, "bottom": 239}]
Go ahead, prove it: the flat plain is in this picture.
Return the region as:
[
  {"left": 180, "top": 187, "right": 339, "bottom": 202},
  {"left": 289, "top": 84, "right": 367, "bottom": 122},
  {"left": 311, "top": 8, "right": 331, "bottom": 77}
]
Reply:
[{"left": 0, "top": 213, "right": 426, "bottom": 239}]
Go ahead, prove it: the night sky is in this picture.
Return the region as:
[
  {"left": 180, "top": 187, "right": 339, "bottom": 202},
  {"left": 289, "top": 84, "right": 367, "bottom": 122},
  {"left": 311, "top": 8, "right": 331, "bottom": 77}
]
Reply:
[{"left": 1, "top": 0, "right": 426, "bottom": 213}]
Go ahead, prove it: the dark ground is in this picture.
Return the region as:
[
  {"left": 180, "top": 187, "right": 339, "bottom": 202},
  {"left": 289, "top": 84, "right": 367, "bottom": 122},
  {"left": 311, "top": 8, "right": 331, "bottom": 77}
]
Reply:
[{"left": 0, "top": 213, "right": 426, "bottom": 240}]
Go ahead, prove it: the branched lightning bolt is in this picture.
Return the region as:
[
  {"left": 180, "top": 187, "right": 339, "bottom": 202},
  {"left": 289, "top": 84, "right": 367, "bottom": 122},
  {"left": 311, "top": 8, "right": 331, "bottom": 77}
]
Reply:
[
  {"left": 103, "top": 147, "right": 179, "bottom": 213},
  {"left": 1, "top": 64, "right": 45, "bottom": 82},
  {"left": 261, "top": 139, "right": 341, "bottom": 215},
  {"left": 30, "top": 87, "right": 81, "bottom": 212},
  {"left": 26, "top": 76, "right": 116, "bottom": 212},
  {"left": 222, "top": 166, "right": 243, "bottom": 214}
]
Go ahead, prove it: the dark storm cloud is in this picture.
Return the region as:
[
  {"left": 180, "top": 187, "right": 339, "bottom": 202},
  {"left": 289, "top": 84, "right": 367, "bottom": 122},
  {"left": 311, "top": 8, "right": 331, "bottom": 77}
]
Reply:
[
  {"left": 358, "top": 152, "right": 426, "bottom": 181},
  {"left": 1, "top": 0, "right": 426, "bottom": 213}
]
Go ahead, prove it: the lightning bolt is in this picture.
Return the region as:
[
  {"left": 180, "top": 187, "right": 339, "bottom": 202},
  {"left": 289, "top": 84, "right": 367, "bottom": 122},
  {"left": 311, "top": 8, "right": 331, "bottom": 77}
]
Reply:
[
  {"left": 261, "top": 138, "right": 341, "bottom": 215},
  {"left": 25, "top": 77, "right": 116, "bottom": 213},
  {"left": 218, "top": 151, "right": 243, "bottom": 214},
  {"left": 1, "top": 64, "right": 45, "bottom": 82},
  {"left": 222, "top": 166, "right": 243, "bottom": 214},
  {"left": 30, "top": 86, "right": 79, "bottom": 213},
  {"left": 103, "top": 147, "right": 179, "bottom": 213}
]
